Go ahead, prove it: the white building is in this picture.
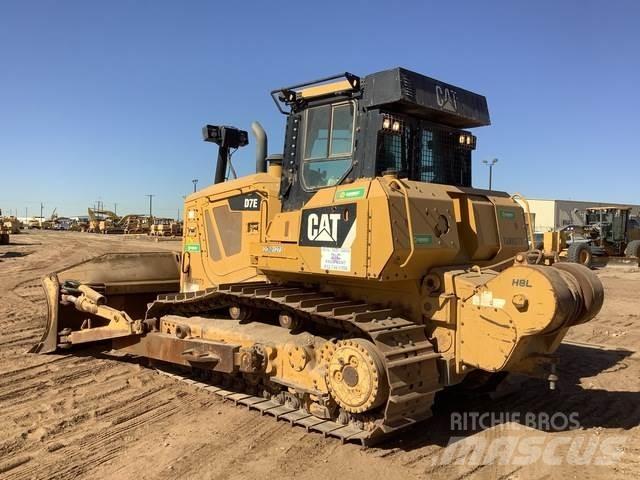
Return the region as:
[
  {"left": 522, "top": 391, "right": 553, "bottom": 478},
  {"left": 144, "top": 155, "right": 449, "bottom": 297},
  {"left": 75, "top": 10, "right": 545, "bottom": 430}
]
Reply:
[{"left": 517, "top": 198, "right": 640, "bottom": 233}]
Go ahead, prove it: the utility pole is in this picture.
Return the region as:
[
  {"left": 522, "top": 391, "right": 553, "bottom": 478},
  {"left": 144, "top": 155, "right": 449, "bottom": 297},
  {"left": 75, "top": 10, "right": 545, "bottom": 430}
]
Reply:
[
  {"left": 25, "top": 207, "right": 27, "bottom": 223},
  {"left": 145, "top": 194, "right": 155, "bottom": 220},
  {"left": 482, "top": 158, "right": 498, "bottom": 190},
  {"left": 192, "top": 179, "right": 198, "bottom": 193},
  {"left": 40, "top": 202, "right": 44, "bottom": 225},
  {"left": 114, "top": 203, "right": 117, "bottom": 215}
]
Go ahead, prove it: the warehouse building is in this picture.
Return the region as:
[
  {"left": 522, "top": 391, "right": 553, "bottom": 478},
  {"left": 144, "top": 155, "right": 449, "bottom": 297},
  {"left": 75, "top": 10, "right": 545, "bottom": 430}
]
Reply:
[{"left": 517, "top": 198, "right": 640, "bottom": 233}]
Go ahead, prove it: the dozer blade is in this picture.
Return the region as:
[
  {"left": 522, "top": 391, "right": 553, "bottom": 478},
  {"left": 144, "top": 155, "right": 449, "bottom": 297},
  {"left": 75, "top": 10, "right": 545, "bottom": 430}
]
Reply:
[{"left": 30, "top": 252, "right": 180, "bottom": 354}]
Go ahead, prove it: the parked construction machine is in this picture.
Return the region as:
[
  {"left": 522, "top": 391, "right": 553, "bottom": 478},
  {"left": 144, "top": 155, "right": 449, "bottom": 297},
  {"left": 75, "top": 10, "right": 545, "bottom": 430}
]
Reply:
[
  {"left": 32, "top": 68, "right": 604, "bottom": 445},
  {"left": 0, "top": 209, "right": 10, "bottom": 245},
  {"left": 41, "top": 208, "right": 58, "bottom": 230},
  {"left": 543, "top": 206, "right": 640, "bottom": 267},
  {"left": 150, "top": 218, "right": 182, "bottom": 237},
  {"left": 120, "top": 214, "right": 152, "bottom": 234},
  {"left": 87, "top": 208, "right": 123, "bottom": 234},
  {"left": 69, "top": 217, "right": 90, "bottom": 232},
  {"left": 2, "top": 215, "right": 21, "bottom": 234}
]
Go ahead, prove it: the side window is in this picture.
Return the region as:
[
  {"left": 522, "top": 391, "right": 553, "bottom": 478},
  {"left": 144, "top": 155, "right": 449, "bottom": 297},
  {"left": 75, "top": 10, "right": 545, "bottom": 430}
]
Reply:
[{"left": 302, "top": 102, "right": 354, "bottom": 190}]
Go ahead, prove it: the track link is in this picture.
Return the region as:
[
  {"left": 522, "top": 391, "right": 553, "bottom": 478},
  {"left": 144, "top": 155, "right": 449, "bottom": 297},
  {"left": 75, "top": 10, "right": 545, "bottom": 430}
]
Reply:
[
  {"left": 155, "top": 367, "right": 377, "bottom": 445},
  {"left": 147, "top": 281, "right": 442, "bottom": 443}
]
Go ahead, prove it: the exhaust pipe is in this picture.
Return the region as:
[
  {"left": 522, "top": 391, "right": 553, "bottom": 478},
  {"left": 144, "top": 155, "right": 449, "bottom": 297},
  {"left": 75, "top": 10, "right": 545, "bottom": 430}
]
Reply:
[{"left": 251, "top": 121, "right": 268, "bottom": 173}]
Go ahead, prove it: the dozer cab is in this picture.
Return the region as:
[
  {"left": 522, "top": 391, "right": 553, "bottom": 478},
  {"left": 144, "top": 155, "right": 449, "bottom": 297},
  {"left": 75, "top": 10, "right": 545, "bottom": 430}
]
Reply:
[{"left": 32, "top": 68, "right": 604, "bottom": 445}]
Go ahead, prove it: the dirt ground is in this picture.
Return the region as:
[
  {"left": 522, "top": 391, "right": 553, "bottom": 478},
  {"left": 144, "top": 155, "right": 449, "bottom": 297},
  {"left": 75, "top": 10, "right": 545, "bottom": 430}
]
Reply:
[{"left": 0, "top": 231, "right": 638, "bottom": 480}]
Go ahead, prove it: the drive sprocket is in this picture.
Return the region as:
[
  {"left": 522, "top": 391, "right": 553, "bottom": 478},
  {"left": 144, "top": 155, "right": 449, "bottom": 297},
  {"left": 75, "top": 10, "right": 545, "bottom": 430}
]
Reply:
[{"left": 326, "top": 339, "right": 388, "bottom": 413}]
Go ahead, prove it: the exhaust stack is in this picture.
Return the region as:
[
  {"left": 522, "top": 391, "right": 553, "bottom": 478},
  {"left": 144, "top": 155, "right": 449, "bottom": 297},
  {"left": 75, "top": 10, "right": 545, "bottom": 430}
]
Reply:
[{"left": 251, "top": 121, "right": 268, "bottom": 174}]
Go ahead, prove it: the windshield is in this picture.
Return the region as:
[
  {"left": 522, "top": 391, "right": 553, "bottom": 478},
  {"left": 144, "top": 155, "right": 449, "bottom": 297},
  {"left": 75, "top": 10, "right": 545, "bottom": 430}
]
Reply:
[{"left": 301, "top": 102, "right": 355, "bottom": 189}]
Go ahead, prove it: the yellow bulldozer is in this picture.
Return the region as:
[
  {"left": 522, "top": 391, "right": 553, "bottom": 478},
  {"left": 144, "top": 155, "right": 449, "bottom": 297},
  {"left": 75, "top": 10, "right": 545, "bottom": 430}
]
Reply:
[{"left": 32, "top": 68, "right": 603, "bottom": 445}]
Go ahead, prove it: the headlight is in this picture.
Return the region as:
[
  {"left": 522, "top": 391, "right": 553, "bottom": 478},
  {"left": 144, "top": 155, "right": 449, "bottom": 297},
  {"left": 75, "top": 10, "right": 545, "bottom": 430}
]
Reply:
[
  {"left": 381, "top": 115, "right": 402, "bottom": 134},
  {"left": 458, "top": 133, "right": 476, "bottom": 150}
]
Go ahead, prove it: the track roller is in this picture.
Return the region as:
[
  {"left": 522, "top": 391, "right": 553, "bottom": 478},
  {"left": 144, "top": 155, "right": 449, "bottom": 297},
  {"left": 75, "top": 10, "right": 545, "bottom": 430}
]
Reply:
[{"left": 278, "top": 311, "right": 301, "bottom": 330}]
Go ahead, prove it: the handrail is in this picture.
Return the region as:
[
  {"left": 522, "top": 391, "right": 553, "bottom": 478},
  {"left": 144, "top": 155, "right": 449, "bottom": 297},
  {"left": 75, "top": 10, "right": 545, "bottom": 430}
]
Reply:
[
  {"left": 511, "top": 192, "right": 535, "bottom": 247},
  {"left": 388, "top": 178, "right": 415, "bottom": 268}
]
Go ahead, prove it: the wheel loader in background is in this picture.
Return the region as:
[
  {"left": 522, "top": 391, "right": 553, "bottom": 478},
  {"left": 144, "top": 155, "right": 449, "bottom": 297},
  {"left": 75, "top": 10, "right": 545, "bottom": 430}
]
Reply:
[{"left": 32, "top": 68, "right": 604, "bottom": 445}]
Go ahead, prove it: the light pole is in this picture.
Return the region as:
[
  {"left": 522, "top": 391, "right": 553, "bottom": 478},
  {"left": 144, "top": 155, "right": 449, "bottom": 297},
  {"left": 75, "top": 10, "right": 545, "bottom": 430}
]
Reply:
[
  {"left": 192, "top": 179, "right": 198, "bottom": 193},
  {"left": 145, "top": 194, "right": 155, "bottom": 219},
  {"left": 482, "top": 158, "right": 498, "bottom": 190}
]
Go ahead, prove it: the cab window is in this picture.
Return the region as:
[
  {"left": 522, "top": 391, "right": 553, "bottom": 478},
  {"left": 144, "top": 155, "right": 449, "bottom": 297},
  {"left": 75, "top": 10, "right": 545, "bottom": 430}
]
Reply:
[{"left": 302, "top": 102, "right": 354, "bottom": 189}]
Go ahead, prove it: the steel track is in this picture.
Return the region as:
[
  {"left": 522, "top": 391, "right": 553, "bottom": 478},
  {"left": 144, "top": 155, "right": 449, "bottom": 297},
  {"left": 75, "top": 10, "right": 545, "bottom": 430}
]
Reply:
[{"left": 146, "top": 281, "right": 443, "bottom": 443}]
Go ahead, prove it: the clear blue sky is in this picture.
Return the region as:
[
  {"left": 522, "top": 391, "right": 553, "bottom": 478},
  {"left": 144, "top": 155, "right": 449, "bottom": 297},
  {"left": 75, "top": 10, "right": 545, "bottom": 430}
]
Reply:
[{"left": 1, "top": 0, "right": 639, "bottom": 218}]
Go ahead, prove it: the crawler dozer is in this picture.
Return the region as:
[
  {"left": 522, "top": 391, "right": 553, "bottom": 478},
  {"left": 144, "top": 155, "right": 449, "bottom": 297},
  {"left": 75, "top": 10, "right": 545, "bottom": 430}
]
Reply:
[{"left": 32, "top": 68, "right": 604, "bottom": 445}]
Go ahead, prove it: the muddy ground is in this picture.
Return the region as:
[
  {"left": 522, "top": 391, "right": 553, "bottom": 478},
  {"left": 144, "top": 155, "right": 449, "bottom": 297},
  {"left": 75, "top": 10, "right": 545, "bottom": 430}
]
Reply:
[{"left": 0, "top": 231, "right": 638, "bottom": 479}]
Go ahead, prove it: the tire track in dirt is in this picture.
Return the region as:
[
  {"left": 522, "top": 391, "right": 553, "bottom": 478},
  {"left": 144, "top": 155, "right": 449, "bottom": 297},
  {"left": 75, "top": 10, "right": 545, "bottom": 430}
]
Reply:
[
  {"left": 0, "top": 365, "right": 194, "bottom": 479},
  {"left": 0, "top": 232, "right": 184, "bottom": 479}
]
